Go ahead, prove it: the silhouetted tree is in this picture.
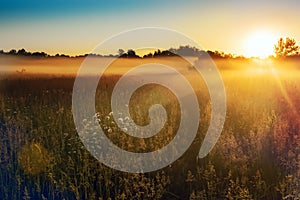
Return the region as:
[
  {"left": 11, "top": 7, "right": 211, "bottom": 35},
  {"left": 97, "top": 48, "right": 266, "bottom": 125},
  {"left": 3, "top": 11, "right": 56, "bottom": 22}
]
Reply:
[
  {"left": 207, "top": 50, "right": 233, "bottom": 59},
  {"left": 17, "top": 48, "right": 31, "bottom": 56},
  {"left": 161, "top": 50, "right": 176, "bottom": 57},
  {"left": 168, "top": 47, "right": 176, "bottom": 54},
  {"left": 119, "top": 49, "right": 140, "bottom": 58},
  {"left": 127, "top": 49, "right": 135, "bottom": 57},
  {"left": 118, "top": 49, "right": 125, "bottom": 56},
  {"left": 176, "top": 45, "right": 197, "bottom": 56},
  {"left": 9, "top": 49, "right": 17, "bottom": 55},
  {"left": 118, "top": 49, "right": 140, "bottom": 58},
  {"left": 17, "top": 48, "right": 26, "bottom": 55},
  {"left": 32, "top": 52, "right": 47, "bottom": 57},
  {"left": 143, "top": 52, "right": 153, "bottom": 58},
  {"left": 274, "top": 37, "right": 299, "bottom": 57},
  {"left": 59, "top": 54, "right": 69, "bottom": 58},
  {"left": 153, "top": 49, "right": 161, "bottom": 57}
]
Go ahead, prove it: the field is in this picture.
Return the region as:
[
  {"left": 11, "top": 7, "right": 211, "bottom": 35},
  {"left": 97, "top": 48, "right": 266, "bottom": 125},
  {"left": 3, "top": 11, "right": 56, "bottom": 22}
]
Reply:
[{"left": 0, "top": 56, "right": 299, "bottom": 199}]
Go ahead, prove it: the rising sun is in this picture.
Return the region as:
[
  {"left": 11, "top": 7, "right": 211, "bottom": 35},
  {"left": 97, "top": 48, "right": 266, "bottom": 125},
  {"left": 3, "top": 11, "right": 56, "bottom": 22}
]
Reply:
[{"left": 244, "top": 31, "right": 278, "bottom": 58}]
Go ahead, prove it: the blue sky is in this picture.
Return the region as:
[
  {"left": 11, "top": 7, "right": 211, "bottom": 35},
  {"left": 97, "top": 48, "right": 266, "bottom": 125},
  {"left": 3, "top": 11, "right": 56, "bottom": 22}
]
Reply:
[
  {"left": 1, "top": 0, "right": 300, "bottom": 56},
  {"left": 0, "top": 0, "right": 190, "bottom": 23}
]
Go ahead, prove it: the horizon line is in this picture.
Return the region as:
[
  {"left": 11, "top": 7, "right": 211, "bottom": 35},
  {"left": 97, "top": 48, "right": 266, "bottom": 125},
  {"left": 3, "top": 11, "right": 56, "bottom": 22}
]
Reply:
[{"left": 0, "top": 47, "right": 279, "bottom": 59}]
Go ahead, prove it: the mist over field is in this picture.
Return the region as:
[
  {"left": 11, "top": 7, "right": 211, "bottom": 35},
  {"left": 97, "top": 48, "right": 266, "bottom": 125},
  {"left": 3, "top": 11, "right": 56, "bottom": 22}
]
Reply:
[{"left": 1, "top": 55, "right": 300, "bottom": 76}]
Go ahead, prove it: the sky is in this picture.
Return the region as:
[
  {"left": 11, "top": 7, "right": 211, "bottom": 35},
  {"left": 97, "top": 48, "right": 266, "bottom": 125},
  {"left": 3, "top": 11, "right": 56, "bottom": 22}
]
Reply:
[{"left": 1, "top": 0, "right": 300, "bottom": 56}]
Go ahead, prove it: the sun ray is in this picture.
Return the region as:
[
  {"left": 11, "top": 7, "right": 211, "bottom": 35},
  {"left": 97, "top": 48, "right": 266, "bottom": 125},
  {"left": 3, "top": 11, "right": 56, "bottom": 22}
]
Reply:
[{"left": 269, "top": 66, "right": 299, "bottom": 118}]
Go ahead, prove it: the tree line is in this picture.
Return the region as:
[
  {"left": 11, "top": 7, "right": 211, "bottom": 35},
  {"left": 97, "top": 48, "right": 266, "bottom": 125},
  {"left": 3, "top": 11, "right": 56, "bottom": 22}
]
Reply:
[
  {"left": 0, "top": 47, "right": 242, "bottom": 59},
  {"left": 1, "top": 37, "right": 299, "bottom": 59}
]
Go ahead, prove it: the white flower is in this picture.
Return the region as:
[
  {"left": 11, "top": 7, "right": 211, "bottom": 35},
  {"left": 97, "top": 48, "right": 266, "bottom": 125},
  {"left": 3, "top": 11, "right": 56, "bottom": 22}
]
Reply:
[{"left": 118, "top": 118, "right": 123, "bottom": 123}]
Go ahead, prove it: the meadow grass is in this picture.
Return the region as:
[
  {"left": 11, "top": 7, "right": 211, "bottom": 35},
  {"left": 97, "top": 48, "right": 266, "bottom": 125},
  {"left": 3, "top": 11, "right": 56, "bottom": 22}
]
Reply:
[{"left": 0, "top": 57, "right": 299, "bottom": 199}]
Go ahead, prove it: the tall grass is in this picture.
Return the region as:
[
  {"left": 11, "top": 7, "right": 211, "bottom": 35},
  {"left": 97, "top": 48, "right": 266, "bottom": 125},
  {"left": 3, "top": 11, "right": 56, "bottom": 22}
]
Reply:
[{"left": 0, "top": 58, "right": 299, "bottom": 199}]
